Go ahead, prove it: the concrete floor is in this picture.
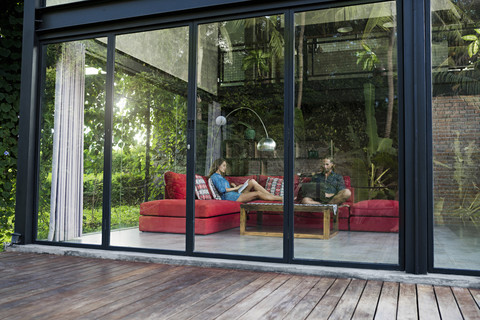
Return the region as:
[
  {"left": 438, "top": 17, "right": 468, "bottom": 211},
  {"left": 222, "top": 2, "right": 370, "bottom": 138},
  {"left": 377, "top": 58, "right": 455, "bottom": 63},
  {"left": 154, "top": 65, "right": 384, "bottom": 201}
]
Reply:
[{"left": 68, "top": 225, "right": 480, "bottom": 270}]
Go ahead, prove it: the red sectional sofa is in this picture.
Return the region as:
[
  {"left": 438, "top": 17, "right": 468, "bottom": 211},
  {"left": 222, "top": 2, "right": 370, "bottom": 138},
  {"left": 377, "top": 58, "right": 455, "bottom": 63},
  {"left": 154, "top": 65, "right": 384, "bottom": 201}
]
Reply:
[{"left": 139, "top": 171, "right": 399, "bottom": 235}]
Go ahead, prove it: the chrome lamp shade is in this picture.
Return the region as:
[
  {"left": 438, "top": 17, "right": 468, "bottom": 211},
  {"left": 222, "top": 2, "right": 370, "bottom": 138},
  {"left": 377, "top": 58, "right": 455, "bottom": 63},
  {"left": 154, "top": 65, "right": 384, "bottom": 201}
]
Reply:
[{"left": 257, "top": 137, "right": 276, "bottom": 151}]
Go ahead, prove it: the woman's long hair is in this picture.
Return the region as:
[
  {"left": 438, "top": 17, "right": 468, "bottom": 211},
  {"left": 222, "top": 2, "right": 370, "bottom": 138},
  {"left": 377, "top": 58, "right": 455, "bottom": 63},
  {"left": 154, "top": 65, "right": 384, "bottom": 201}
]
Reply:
[{"left": 208, "top": 158, "right": 226, "bottom": 177}]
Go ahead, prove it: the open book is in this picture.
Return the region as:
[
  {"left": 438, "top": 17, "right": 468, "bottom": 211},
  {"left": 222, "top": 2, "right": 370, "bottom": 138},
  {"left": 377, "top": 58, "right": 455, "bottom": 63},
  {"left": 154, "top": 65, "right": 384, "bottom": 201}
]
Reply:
[{"left": 238, "top": 179, "right": 250, "bottom": 193}]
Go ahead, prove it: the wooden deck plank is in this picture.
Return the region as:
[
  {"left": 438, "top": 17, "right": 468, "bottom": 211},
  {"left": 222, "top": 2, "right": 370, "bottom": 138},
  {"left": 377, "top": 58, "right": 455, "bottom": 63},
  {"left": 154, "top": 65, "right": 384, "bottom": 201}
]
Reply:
[
  {"left": 352, "top": 280, "right": 382, "bottom": 319},
  {"left": 189, "top": 273, "right": 277, "bottom": 320},
  {"left": 434, "top": 286, "right": 463, "bottom": 320},
  {"left": 397, "top": 283, "right": 418, "bottom": 320},
  {"left": 0, "top": 252, "right": 51, "bottom": 263},
  {"left": 15, "top": 263, "right": 168, "bottom": 319},
  {"left": 282, "top": 277, "right": 336, "bottom": 320},
  {"left": 305, "top": 278, "right": 351, "bottom": 319},
  {"left": 0, "top": 255, "right": 115, "bottom": 287},
  {"left": 165, "top": 272, "right": 263, "bottom": 320},
  {"left": 263, "top": 277, "right": 320, "bottom": 320},
  {"left": 214, "top": 274, "right": 291, "bottom": 320},
  {"left": 237, "top": 275, "right": 305, "bottom": 320},
  {"left": 65, "top": 266, "right": 217, "bottom": 319},
  {"left": 48, "top": 265, "right": 174, "bottom": 315},
  {"left": 0, "top": 252, "right": 479, "bottom": 320},
  {"left": 0, "top": 258, "right": 129, "bottom": 307},
  {"left": 370, "top": 281, "right": 398, "bottom": 320},
  {"left": 0, "top": 263, "right": 135, "bottom": 317},
  {"left": 417, "top": 284, "right": 441, "bottom": 320},
  {"left": 0, "top": 257, "right": 130, "bottom": 291},
  {"left": 470, "top": 288, "right": 480, "bottom": 308},
  {"left": 0, "top": 252, "right": 59, "bottom": 267},
  {"left": 47, "top": 265, "right": 184, "bottom": 320},
  {"left": 0, "top": 255, "right": 92, "bottom": 290},
  {"left": 452, "top": 287, "right": 480, "bottom": 320},
  {"left": 329, "top": 279, "right": 367, "bottom": 320},
  {"left": 129, "top": 269, "right": 258, "bottom": 319}
]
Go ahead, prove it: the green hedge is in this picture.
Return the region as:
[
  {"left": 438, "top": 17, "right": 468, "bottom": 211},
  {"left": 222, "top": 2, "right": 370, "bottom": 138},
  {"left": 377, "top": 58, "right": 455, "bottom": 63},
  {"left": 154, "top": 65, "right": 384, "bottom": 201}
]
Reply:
[
  {"left": 37, "top": 205, "right": 141, "bottom": 240},
  {"left": 83, "top": 172, "right": 164, "bottom": 208},
  {"left": 0, "top": 1, "right": 23, "bottom": 248}
]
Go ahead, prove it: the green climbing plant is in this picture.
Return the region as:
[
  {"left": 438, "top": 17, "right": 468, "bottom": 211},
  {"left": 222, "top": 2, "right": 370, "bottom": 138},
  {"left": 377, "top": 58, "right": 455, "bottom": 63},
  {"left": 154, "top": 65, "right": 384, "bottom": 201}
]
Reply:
[
  {"left": 462, "top": 28, "right": 480, "bottom": 58},
  {"left": 0, "top": 1, "right": 23, "bottom": 249}
]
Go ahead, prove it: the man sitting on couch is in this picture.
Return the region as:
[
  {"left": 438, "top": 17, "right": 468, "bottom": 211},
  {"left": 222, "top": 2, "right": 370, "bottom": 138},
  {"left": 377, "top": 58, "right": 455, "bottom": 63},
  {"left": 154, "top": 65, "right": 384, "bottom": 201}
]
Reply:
[{"left": 299, "top": 156, "right": 351, "bottom": 205}]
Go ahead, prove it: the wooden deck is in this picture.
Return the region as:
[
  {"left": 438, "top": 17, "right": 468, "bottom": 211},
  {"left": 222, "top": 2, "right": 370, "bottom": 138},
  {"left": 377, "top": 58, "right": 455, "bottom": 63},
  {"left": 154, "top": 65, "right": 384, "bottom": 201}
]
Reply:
[{"left": 0, "top": 252, "right": 479, "bottom": 319}]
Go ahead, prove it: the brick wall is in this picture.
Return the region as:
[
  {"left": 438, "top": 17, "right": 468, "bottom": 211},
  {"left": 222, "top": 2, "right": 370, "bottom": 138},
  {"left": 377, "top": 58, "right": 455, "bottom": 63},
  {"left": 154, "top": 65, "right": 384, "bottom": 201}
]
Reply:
[{"left": 432, "top": 95, "right": 480, "bottom": 225}]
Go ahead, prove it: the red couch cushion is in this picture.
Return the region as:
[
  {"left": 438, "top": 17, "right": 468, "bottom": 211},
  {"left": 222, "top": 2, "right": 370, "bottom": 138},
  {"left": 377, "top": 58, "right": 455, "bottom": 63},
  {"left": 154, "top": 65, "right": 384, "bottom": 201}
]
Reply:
[
  {"left": 164, "top": 171, "right": 187, "bottom": 199},
  {"left": 351, "top": 200, "right": 399, "bottom": 217},
  {"left": 350, "top": 216, "right": 399, "bottom": 232},
  {"left": 140, "top": 199, "right": 241, "bottom": 218},
  {"left": 139, "top": 213, "right": 240, "bottom": 235}
]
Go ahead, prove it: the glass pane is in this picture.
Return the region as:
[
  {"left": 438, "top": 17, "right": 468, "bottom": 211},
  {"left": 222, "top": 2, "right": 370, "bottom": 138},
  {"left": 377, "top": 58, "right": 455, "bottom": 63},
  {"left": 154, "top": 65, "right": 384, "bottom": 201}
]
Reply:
[
  {"left": 38, "top": 39, "right": 107, "bottom": 244},
  {"left": 110, "top": 27, "right": 189, "bottom": 250},
  {"left": 432, "top": 0, "right": 480, "bottom": 271},
  {"left": 196, "top": 16, "right": 285, "bottom": 257},
  {"left": 294, "top": 3, "right": 399, "bottom": 264}
]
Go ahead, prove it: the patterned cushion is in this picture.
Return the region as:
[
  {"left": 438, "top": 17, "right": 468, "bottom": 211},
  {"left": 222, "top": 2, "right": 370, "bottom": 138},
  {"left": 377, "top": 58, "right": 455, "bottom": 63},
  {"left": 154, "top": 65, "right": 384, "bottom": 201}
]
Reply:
[
  {"left": 194, "top": 175, "right": 212, "bottom": 200},
  {"left": 266, "top": 177, "right": 284, "bottom": 197},
  {"left": 208, "top": 178, "right": 222, "bottom": 200}
]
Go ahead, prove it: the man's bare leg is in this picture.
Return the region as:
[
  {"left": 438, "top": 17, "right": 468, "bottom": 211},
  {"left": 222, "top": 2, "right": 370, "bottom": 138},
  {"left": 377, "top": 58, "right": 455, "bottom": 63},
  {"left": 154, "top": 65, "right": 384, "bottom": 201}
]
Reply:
[
  {"left": 301, "top": 197, "right": 321, "bottom": 205},
  {"left": 328, "top": 189, "right": 351, "bottom": 205}
]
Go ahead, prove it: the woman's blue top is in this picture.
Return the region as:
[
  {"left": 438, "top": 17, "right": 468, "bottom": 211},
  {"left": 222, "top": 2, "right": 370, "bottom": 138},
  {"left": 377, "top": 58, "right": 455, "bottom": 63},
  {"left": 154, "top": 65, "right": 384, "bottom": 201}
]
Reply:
[{"left": 210, "top": 173, "right": 240, "bottom": 201}]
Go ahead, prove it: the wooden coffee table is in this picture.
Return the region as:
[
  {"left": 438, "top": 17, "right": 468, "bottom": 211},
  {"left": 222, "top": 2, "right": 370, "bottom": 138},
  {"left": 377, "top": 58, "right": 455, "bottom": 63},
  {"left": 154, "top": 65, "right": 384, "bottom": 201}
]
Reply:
[{"left": 239, "top": 202, "right": 338, "bottom": 239}]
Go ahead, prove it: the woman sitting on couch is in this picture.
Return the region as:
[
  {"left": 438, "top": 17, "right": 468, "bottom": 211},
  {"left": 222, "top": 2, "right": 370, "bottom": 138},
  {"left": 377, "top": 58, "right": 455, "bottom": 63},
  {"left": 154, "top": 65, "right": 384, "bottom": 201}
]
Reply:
[{"left": 209, "top": 158, "right": 282, "bottom": 203}]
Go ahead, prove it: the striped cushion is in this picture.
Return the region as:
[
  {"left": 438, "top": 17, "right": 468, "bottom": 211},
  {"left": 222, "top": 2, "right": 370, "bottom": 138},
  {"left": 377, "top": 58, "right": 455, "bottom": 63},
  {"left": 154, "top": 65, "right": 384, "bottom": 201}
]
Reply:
[
  {"left": 208, "top": 178, "right": 222, "bottom": 200},
  {"left": 194, "top": 175, "right": 212, "bottom": 200},
  {"left": 266, "top": 177, "right": 284, "bottom": 197}
]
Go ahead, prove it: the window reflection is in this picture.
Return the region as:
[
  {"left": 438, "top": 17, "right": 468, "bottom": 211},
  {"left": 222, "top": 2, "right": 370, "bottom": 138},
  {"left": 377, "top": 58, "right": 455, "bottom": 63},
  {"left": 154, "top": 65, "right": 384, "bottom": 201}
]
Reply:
[
  {"left": 432, "top": 0, "right": 480, "bottom": 270},
  {"left": 294, "top": 3, "right": 399, "bottom": 264},
  {"left": 38, "top": 39, "right": 107, "bottom": 244},
  {"left": 111, "top": 27, "right": 189, "bottom": 250},
  {"left": 195, "top": 16, "right": 285, "bottom": 257}
]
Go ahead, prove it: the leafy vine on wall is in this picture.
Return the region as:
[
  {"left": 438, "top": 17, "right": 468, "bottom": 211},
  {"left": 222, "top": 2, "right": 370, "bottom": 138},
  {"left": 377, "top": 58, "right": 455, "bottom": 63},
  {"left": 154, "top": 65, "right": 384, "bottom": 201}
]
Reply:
[{"left": 0, "top": 1, "right": 23, "bottom": 247}]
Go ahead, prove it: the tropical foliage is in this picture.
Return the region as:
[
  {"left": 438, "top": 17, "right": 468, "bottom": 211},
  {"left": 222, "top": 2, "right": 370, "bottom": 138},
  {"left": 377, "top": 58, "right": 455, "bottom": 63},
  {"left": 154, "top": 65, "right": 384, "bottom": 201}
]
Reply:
[{"left": 0, "top": 1, "right": 22, "bottom": 248}]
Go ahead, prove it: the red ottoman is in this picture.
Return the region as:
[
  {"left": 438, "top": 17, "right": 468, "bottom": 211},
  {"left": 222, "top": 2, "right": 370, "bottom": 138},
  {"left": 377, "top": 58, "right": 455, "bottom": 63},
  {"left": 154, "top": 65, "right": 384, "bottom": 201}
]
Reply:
[{"left": 350, "top": 200, "right": 399, "bottom": 232}]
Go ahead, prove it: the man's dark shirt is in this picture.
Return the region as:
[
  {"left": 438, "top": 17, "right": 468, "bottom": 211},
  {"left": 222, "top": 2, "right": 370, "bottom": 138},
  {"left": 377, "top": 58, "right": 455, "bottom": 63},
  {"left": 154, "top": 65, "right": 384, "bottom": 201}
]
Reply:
[{"left": 299, "top": 171, "right": 346, "bottom": 203}]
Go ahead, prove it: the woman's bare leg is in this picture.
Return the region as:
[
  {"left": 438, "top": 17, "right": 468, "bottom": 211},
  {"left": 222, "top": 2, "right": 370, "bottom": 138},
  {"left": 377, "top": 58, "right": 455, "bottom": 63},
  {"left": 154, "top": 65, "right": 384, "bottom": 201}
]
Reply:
[
  {"left": 237, "top": 191, "right": 282, "bottom": 203},
  {"left": 243, "top": 179, "right": 271, "bottom": 195}
]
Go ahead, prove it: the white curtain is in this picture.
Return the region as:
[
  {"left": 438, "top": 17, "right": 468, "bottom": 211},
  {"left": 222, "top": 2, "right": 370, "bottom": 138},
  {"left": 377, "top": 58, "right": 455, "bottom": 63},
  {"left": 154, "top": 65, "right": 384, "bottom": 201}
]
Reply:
[{"left": 48, "top": 42, "right": 85, "bottom": 241}]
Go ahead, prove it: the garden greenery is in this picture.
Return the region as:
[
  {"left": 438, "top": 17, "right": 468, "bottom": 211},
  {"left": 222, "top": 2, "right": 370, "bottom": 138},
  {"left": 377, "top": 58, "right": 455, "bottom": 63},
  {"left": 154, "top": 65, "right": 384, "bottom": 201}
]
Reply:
[{"left": 0, "top": 1, "right": 23, "bottom": 248}]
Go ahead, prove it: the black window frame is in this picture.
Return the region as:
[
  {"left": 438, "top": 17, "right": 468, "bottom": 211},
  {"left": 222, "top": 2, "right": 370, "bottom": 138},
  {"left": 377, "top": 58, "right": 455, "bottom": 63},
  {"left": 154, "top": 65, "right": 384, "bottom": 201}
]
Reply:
[{"left": 17, "top": 0, "right": 479, "bottom": 276}]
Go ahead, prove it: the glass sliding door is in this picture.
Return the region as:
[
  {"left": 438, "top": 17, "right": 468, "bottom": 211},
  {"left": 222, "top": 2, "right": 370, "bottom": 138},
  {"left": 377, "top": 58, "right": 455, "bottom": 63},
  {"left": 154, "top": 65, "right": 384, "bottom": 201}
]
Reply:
[
  {"left": 431, "top": 0, "right": 480, "bottom": 271},
  {"left": 38, "top": 38, "right": 107, "bottom": 244},
  {"left": 110, "top": 27, "right": 189, "bottom": 250},
  {"left": 293, "top": 3, "right": 399, "bottom": 264},
  {"left": 195, "top": 16, "right": 285, "bottom": 257}
]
